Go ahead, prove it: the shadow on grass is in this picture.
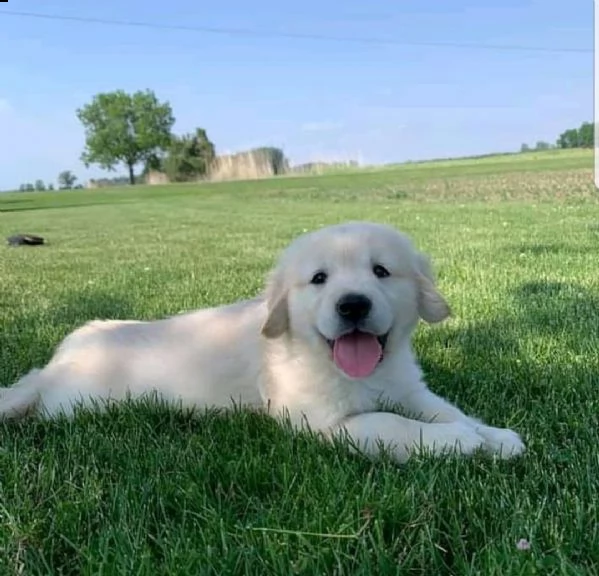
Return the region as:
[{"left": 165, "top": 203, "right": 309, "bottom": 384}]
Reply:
[
  {"left": 405, "top": 279, "right": 599, "bottom": 570},
  {"left": 504, "top": 280, "right": 597, "bottom": 348},
  {"left": 415, "top": 280, "right": 598, "bottom": 449},
  {"left": 0, "top": 199, "right": 139, "bottom": 213}
]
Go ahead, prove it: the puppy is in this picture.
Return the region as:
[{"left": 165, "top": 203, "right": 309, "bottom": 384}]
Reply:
[{"left": 0, "top": 221, "right": 525, "bottom": 462}]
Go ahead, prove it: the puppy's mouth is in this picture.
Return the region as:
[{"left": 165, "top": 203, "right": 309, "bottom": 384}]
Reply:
[{"left": 325, "top": 330, "right": 389, "bottom": 379}]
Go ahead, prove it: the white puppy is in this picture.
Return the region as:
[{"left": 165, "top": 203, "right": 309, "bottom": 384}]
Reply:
[{"left": 0, "top": 221, "right": 524, "bottom": 463}]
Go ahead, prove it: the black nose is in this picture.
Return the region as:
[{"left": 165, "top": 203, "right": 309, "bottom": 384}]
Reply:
[{"left": 336, "top": 293, "right": 372, "bottom": 323}]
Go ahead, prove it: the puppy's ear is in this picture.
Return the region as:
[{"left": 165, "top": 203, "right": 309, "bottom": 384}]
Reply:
[
  {"left": 415, "top": 253, "right": 451, "bottom": 323},
  {"left": 261, "top": 268, "right": 290, "bottom": 339}
]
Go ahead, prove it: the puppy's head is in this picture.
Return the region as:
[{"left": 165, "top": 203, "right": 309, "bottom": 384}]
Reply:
[{"left": 261, "top": 221, "right": 450, "bottom": 379}]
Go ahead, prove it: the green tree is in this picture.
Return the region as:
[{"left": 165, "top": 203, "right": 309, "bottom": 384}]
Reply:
[
  {"left": 556, "top": 122, "right": 594, "bottom": 149},
  {"left": 578, "top": 121, "right": 593, "bottom": 147},
  {"left": 34, "top": 179, "right": 46, "bottom": 191},
  {"left": 77, "top": 89, "right": 175, "bottom": 185},
  {"left": 160, "top": 128, "right": 216, "bottom": 182},
  {"left": 58, "top": 170, "right": 77, "bottom": 190},
  {"left": 47, "top": 183, "right": 55, "bottom": 191},
  {"left": 557, "top": 128, "right": 579, "bottom": 149}
]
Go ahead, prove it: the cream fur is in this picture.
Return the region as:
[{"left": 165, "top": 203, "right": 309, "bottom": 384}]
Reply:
[{"left": 1, "top": 221, "right": 525, "bottom": 463}]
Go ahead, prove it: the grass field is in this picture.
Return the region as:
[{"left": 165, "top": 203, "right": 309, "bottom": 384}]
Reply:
[{"left": 1, "top": 149, "right": 598, "bottom": 574}]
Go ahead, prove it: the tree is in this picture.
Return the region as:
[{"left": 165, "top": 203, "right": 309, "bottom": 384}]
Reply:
[
  {"left": 35, "top": 179, "right": 46, "bottom": 191},
  {"left": 47, "top": 183, "right": 55, "bottom": 191},
  {"left": 578, "top": 121, "right": 593, "bottom": 147},
  {"left": 520, "top": 143, "right": 530, "bottom": 153},
  {"left": 252, "top": 146, "right": 289, "bottom": 174},
  {"left": 160, "top": 128, "right": 216, "bottom": 182},
  {"left": 556, "top": 122, "right": 594, "bottom": 149},
  {"left": 556, "top": 128, "right": 579, "bottom": 149},
  {"left": 76, "top": 89, "right": 175, "bottom": 185},
  {"left": 58, "top": 170, "right": 77, "bottom": 190}
]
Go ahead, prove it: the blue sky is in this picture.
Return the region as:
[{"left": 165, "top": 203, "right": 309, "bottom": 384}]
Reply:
[{"left": 0, "top": 0, "right": 591, "bottom": 190}]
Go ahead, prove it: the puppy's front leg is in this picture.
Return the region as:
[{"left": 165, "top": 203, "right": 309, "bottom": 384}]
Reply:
[
  {"left": 396, "top": 386, "right": 525, "bottom": 459},
  {"left": 334, "top": 411, "right": 485, "bottom": 464}
]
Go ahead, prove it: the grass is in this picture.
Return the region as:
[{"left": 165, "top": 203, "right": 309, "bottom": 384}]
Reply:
[{"left": 1, "top": 149, "right": 598, "bottom": 574}]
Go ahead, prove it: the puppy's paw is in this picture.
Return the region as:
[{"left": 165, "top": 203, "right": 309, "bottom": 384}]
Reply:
[
  {"left": 475, "top": 424, "right": 526, "bottom": 459},
  {"left": 418, "top": 421, "right": 486, "bottom": 457}
]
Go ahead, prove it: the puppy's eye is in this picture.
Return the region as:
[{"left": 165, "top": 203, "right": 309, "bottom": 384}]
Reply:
[
  {"left": 373, "top": 264, "right": 390, "bottom": 279},
  {"left": 310, "top": 271, "right": 327, "bottom": 285}
]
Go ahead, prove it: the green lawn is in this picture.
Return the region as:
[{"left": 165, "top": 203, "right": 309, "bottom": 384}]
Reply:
[{"left": 1, "top": 150, "right": 598, "bottom": 574}]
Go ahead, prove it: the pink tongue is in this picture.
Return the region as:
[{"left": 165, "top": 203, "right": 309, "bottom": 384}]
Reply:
[{"left": 333, "top": 332, "right": 382, "bottom": 378}]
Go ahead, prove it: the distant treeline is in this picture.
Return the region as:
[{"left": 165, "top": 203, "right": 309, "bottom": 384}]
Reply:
[{"left": 521, "top": 121, "right": 593, "bottom": 152}]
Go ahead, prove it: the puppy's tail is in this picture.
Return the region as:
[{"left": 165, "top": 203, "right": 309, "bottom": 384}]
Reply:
[{"left": 0, "top": 369, "right": 44, "bottom": 420}]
